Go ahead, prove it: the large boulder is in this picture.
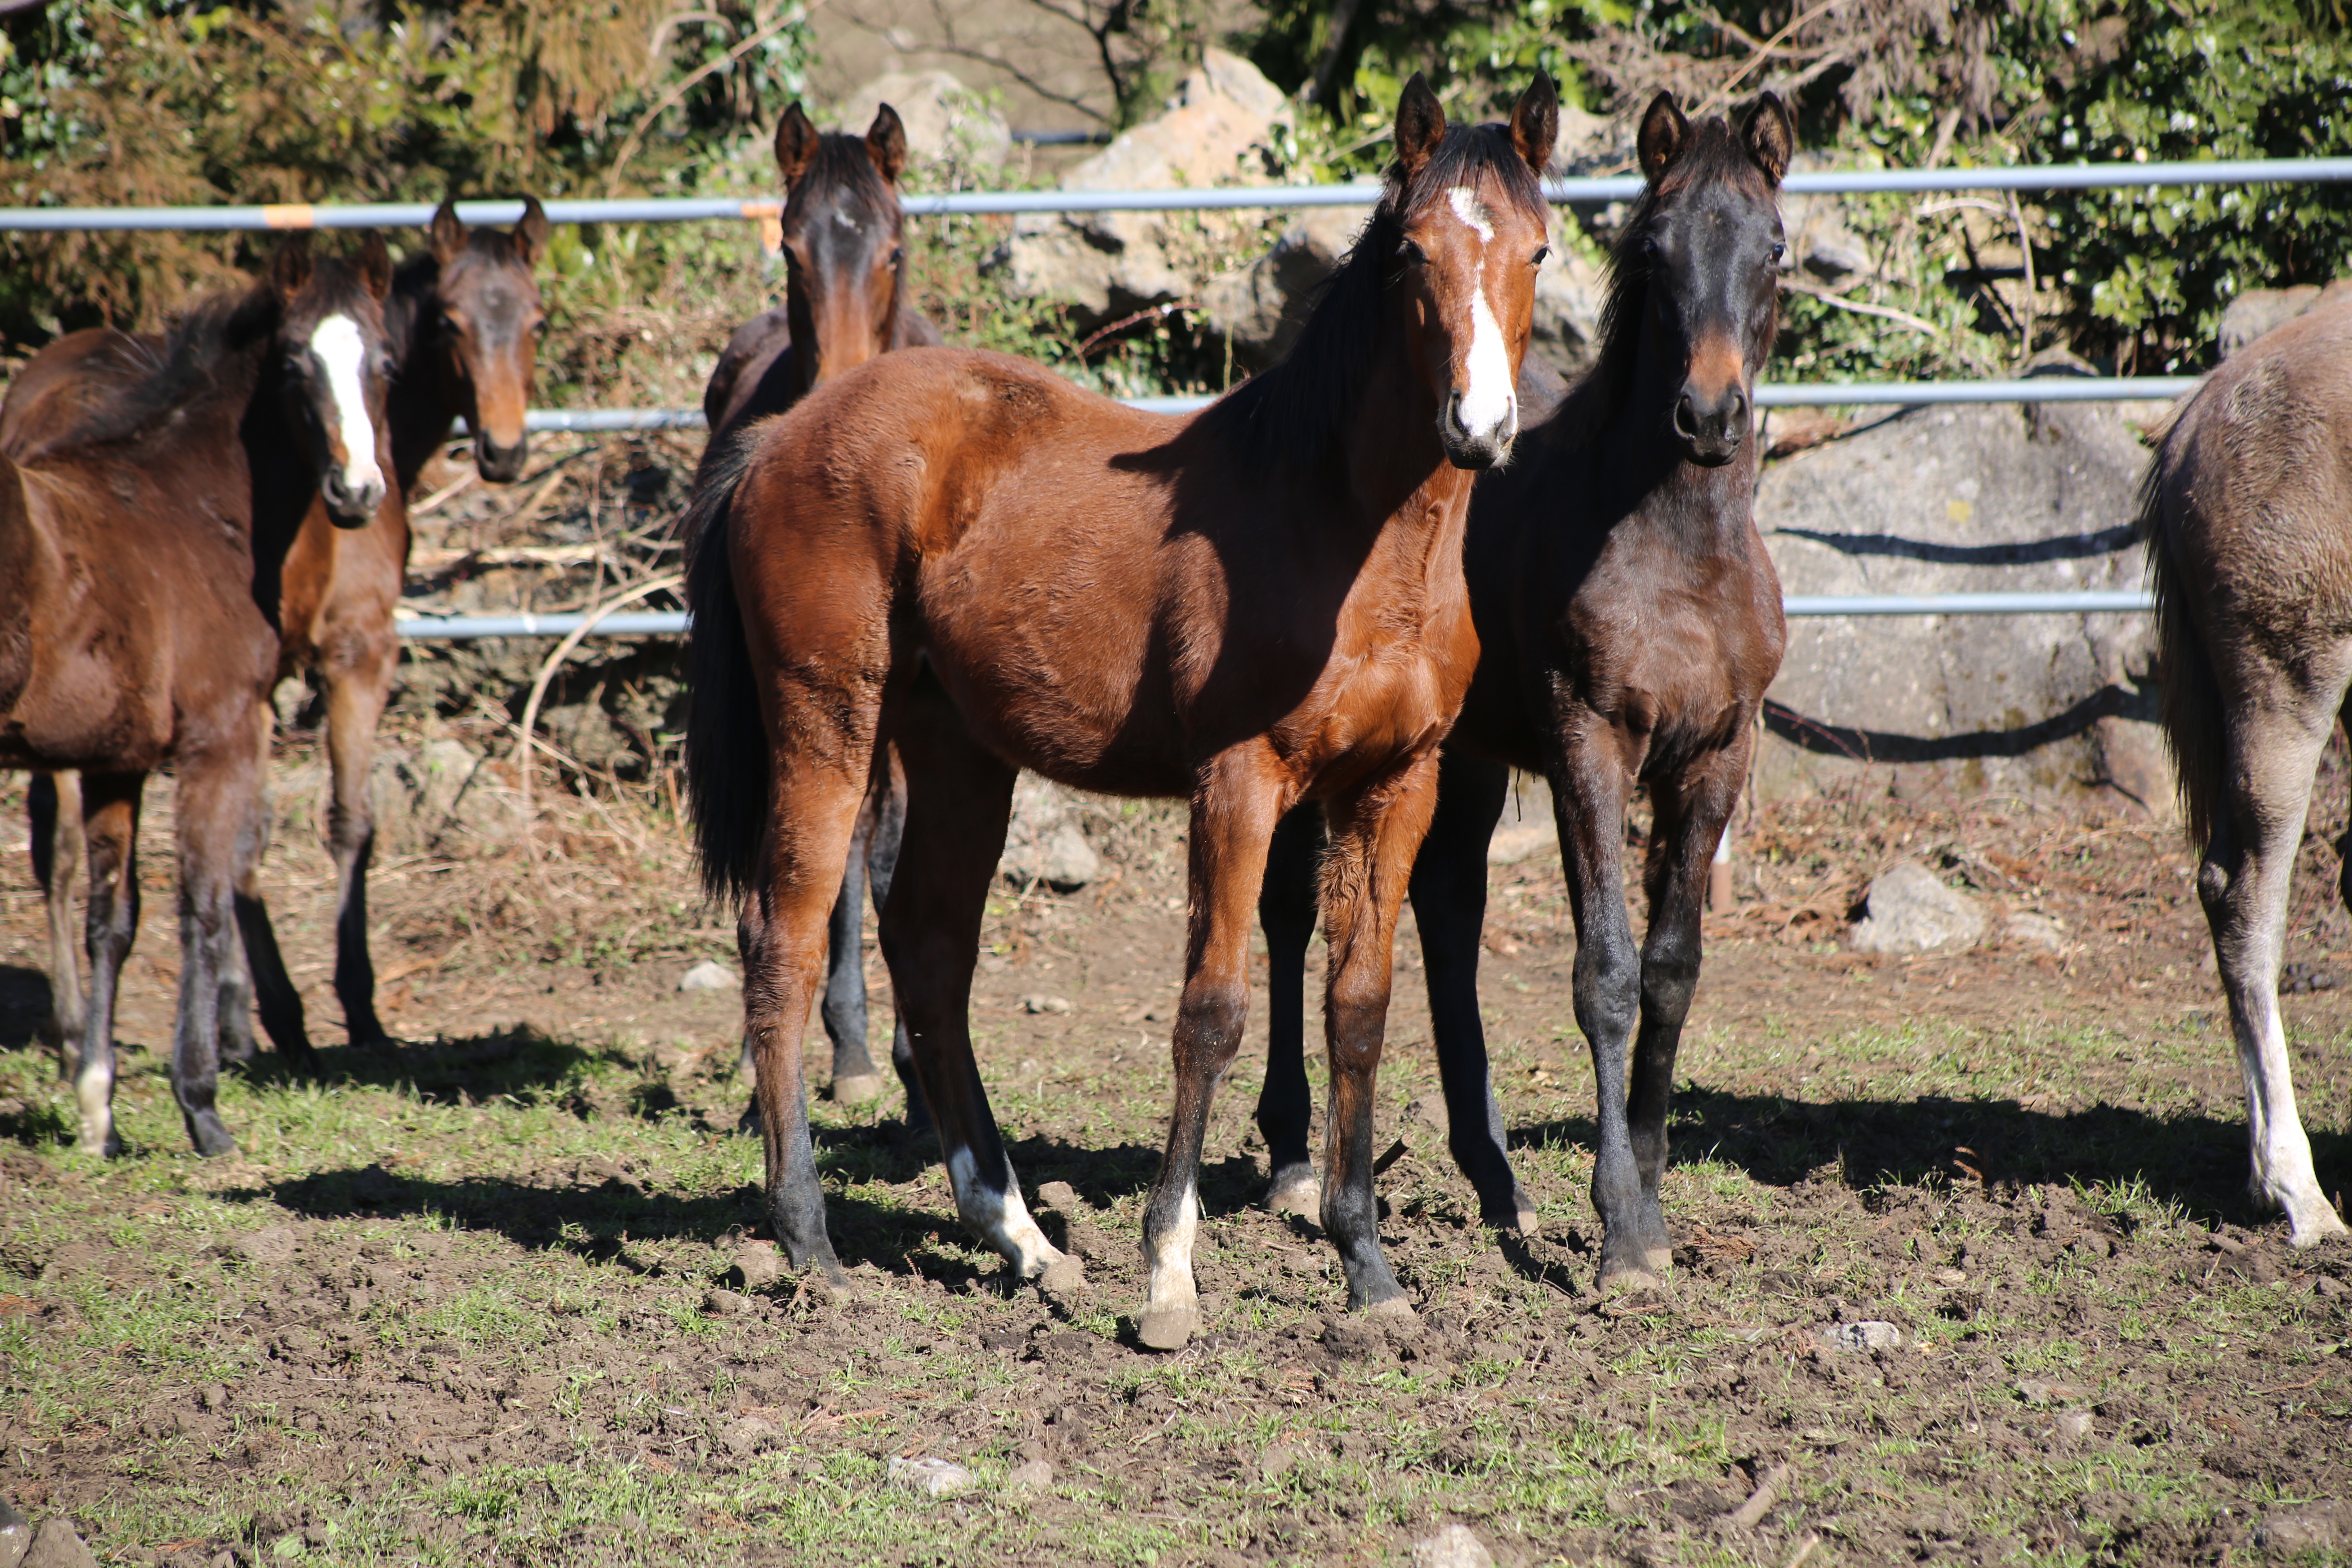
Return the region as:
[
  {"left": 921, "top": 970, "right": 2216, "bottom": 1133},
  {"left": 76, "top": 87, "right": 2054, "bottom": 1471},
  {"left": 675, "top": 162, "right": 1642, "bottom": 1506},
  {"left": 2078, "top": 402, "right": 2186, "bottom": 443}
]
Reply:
[
  {"left": 2217, "top": 278, "right": 2352, "bottom": 359},
  {"left": 998, "top": 774, "right": 1101, "bottom": 891},
  {"left": 1755, "top": 383, "right": 2169, "bottom": 807},
  {"left": 836, "top": 70, "right": 1009, "bottom": 167},
  {"left": 993, "top": 50, "right": 1288, "bottom": 329}
]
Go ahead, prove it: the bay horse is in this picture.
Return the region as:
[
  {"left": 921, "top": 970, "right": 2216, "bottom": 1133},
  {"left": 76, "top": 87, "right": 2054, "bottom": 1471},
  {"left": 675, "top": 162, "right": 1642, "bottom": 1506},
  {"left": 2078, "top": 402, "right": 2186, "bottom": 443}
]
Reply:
[
  {"left": 685, "top": 74, "right": 1559, "bottom": 1348},
  {"left": 699, "top": 100, "right": 938, "bottom": 1120},
  {"left": 31, "top": 205, "right": 535, "bottom": 1062},
  {"left": 2143, "top": 292, "right": 2352, "bottom": 1246},
  {"left": 4, "top": 236, "right": 395, "bottom": 1154},
  {"left": 1252, "top": 93, "right": 1793, "bottom": 1291},
  {"left": 386, "top": 197, "right": 551, "bottom": 489}
]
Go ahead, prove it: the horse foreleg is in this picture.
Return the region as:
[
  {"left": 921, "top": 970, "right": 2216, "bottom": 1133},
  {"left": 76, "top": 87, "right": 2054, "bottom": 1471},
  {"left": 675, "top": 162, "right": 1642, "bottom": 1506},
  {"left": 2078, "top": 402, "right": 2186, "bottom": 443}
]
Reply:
[
  {"left": 1406, "top": 750, "right": 1533, "bottom": 1232},
  {"left": 232, "top": 695, "right": 309, "bottom": 1060},
  {"left": 1628, "top": 739, "right": 1751, "bottom": 1270},
  {"left": 30, "top": 771, "right": 86, "bottom": 1077},
  {"left": 322, "top": 642, "right": 394, "bottom": 1047},
  {"left": 74, "top": 773, "right": 145, "bottom": 1158},
  {"left": 1138, "top": 747, "right": 1287, "bottom": 1349},
  {"left": 882, "top": 684, "right": 1065, "bottom": 1286},
  {"left": 1253, "top": 802, "right": 1324, "bottom": 1216},
  {"left": 2202, "top": 678, "right": 2349, "bottom": 1243},
  {"left": 1551, "top": 738, "right": 1649, "bottom": 1288},
  {"left": 170, "top": 721, "right": 265, "bottom": 1157}
]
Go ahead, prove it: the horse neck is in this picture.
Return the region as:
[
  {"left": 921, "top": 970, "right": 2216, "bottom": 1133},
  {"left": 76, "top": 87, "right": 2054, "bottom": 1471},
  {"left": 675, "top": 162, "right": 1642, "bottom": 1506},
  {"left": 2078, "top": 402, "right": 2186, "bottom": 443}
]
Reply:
[
  {"left": 385, "top": 256, "right": 454, "bottom": 491},
  {"left": 240, "top": 359, "right": 324, "bottom": 578},
  {"left": 1330, "top": 331, "right": 1472, "bottom": 551}
]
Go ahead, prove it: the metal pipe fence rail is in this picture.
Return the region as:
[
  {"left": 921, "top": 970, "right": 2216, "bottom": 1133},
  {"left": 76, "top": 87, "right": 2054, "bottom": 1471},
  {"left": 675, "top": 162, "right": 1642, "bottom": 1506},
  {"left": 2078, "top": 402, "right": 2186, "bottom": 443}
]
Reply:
[{"left": 3, "top": 156, "right": 2350, "bottom": 230}]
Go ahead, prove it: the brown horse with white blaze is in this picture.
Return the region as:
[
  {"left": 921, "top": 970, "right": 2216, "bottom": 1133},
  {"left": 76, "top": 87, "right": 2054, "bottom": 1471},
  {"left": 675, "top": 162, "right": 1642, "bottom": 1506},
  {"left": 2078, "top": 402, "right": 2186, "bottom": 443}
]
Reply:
[
  {"left": 698, "top": 102, "right": 939, "bottom": 1120},
  {"left": 1254, "top": 92, "right": 1794, "bottom": 1291},
  {"left": 686, "top": 75, "right": 1559, "bottom": 1348},
  {"left": 4, "top": 237, "right": 397, "bottom": 1153},
  {"left": 2143, "top": 293, "right": 2352, "bottom": 1247}
]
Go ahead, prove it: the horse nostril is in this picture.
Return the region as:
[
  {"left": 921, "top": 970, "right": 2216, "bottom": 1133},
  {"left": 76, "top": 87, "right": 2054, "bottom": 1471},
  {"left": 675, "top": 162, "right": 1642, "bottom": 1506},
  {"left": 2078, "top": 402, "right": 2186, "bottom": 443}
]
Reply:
[{"left": 1673, "top": 394, "right": 1700, "bottom": 440}]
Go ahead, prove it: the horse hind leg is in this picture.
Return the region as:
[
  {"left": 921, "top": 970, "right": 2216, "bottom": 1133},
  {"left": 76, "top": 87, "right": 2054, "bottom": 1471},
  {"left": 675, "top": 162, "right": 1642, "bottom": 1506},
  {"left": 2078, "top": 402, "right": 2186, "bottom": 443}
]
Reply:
[
  {"left": 31, "top": 771, "right": 87, "bottom": 1077},
  {"left": 73, "top": 773, "right": 145, "bottom": 1158},
  {"left": 2201, "top": 666, "right": 2352, "bottom": 1244},
  {"left": 861, "top": 751, "right": 931, "bottom": 1136},
  {"left": 1254, "top": 802, "right": 1325, "bottom": 1217},
  {"left": 881, "top": 679, "right": 1067, "bottom": 1290},
  {"left": 820, "top": 766, "right": 887, "bottom": 1105},
  {"left": 168, "top": 728, "right": 265, "bottom": 1158},
  {"left": 321, "top": 642, "right": 394, "bottom": 1048}
]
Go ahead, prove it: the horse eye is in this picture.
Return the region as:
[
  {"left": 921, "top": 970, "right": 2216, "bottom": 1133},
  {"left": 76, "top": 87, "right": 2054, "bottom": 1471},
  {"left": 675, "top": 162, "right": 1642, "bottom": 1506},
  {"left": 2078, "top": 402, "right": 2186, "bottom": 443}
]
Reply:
[
  {"left": 1769, "top": 242, "right": 1787, "bottom": 266},
  {"left": 437, "top": 313, "right": 460, "bottom": 335},
  {"left": 889, "top": 246, "right": 906, "bottom": 267},
  {"left": 1531, "top": 245, "right": 1550, "bottom": 267},
  {"left": 1399, "top": 239, "right": 1428, "bottom": 266}
]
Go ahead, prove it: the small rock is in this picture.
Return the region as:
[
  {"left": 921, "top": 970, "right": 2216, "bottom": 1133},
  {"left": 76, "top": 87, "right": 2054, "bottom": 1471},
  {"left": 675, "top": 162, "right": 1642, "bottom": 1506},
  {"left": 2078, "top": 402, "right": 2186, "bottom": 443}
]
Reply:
[
  {"left": 1930, "top": 1267, "right": 1967, "bottom": 1286},
  {"left": 2003, "top": 911, "right": 2068, "bottom": 952},
  {"left": 2017, "top": 1378, "right": 2086, "bottom": 1405},
  {"left": 679, "top": 960, "right": 738, "bottom": 993},
  {"left": 1816, "top": 1321, "right": 1901, "bottom": 1353},
  {"left": 2256, "top": 1500, "right": 2352, "bottom": 1553},
  {"left": 729, "top": 1241, "right": 783, "bottom": 1292},
  {"left": 1848, "top": 861, "right": 1983, "bottom": 954},
  {"left": 196, "top": 1384, "right": 227, "bottom": 1413},
  {"left": 1411, "top": 1523, "right": 1497, "bottom": 1568},
  {"left": 2051, "top": 1408, "right": 2095, "bottom": 1443},
  {"left": 717, "top": 1415, "right": 778, "bottom": 1458},
  {"left": 1035, "top": 1180, "right": 1080, "bottom": 1212},
  {"left": 888, "top": 1454, "right": 978, "bottom": 1499},
  {"left": 22, "top": 1520, "right": 98, "bottom": 1568},
  {"left": 0, "top": 1497, "right": 28, "bottom": 1568},
  {"left": 229, "top": 1225, "right": 298, "bottom": 1266},
  {"left": 701, "top": 1287, "right": 748, "bottom": 1316},
  {"left": 1005, "top": 1458, "right": 1054, "bottom": 1493},
  {"left": 1020, "top": 995, "right": 1072, "bottom": 1016}
]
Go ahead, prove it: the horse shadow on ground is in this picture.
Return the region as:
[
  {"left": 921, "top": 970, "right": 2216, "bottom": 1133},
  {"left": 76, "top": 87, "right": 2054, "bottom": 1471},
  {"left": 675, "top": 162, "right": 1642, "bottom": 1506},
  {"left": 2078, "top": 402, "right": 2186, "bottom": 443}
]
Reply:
[
  {"left": 229, "top": 1025, "right": 648, "bottom": 1114},
  {"left": 1515, "top": 1086, "right": 2343, "bottom": 1233},
  {"left": 0, "top": 963, "right": 51, "bottom": 1051}
]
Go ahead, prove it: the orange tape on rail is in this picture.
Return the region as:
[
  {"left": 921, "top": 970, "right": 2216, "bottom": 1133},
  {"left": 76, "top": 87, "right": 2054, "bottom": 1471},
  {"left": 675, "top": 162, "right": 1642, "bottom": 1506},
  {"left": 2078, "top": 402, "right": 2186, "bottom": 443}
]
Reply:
[{"left": 261, "top": 204, "right": 316, "bottom": 229}]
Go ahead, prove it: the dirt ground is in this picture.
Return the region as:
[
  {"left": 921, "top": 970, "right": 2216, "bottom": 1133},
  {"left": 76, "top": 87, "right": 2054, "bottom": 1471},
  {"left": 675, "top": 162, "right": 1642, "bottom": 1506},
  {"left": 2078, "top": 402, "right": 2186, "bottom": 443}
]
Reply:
[{"left": 4, "top": 748, "right": 2352, "bottom": 1566}]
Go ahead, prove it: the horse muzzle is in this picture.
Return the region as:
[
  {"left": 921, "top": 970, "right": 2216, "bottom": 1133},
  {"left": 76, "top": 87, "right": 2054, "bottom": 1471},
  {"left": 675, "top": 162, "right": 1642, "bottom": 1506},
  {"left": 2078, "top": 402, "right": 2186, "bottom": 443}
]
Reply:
[
  {"left": 1672, "top": 381, "right": 1747, "bottom": 468},
  {"left": 475, "top": 433, "right": 530, "bottom": 484},
  {"left": 321, "top": 465, "right": 385, "bottom": 528},
  {"left": 1441, "top": 389, "right": 1518, "bottom": 471}
]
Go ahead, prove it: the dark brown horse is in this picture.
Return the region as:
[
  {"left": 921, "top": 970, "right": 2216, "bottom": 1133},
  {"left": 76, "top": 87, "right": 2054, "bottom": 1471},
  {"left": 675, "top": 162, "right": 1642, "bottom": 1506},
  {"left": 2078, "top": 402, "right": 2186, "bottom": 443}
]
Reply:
[
  {"left": 699, "top": 101, "right": 938, "bottom": 1118},
  {"left": 2143, "top": 293, "right": 2352, "bottom": 1247},
  {"left": 387, "top": 198, "right": 550, "bottom": 489},
  {"left": 31, "top": 207, "right": 529, "bottom": 1062},
  {"left": 4, "top": 237, "right": 396, "bottom": 1153},
  {"left": 1252, "top": 93, "right": 1793, "bottom": 1291},
  {"left": 685, "top": 75, "right": 1559, "bottom": 1348}
]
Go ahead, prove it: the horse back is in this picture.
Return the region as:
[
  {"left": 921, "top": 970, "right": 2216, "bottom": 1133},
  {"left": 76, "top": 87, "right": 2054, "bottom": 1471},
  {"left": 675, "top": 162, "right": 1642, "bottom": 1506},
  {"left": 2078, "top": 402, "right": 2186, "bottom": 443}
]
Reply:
[{"left": 0, "top": 329, "right": 170, "bottom": 463}]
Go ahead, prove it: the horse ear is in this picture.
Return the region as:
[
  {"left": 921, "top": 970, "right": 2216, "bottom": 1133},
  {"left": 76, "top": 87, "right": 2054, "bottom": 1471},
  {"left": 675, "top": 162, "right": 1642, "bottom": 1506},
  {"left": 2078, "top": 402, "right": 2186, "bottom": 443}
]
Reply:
[
  {"left": 1510, "top": 70, "right": 1559, "bottom": 176},
  {"left": 775, "top": 102, "right": 820, "bottom": 186},
  {"left": 270, "top": 232, "right": 313, "bottom": 300},
  {"left": 865, "top": 102, "right": 909, "bottom": 185},
  {"left": 513, "top": 196, "right": 550, "bottom": 267},
  {"left": 1395, "top": 73, "right": 1446, "bottom": 180},
  {"left": 1744, "top": 92, "right": 1793, "bottom": 187},
  {"left": 1637, "top": 90, "right": 1688, "bottom": 185},
  {"left": 430, "top": 199, "right": 465, "bottom": 266},
  {"left": 356, "top": 232, "right": 393, "bottom": 301}
]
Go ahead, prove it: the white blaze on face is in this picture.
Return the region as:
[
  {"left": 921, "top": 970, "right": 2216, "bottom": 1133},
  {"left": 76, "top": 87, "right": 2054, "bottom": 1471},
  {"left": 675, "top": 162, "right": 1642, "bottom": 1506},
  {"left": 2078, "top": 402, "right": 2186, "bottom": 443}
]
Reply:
[
  {"left": 1446, "top": 187, "right": 1516, "bottom": 443},
  {"left": 309, "top": 314, "right": 382, "bottom": 499}
]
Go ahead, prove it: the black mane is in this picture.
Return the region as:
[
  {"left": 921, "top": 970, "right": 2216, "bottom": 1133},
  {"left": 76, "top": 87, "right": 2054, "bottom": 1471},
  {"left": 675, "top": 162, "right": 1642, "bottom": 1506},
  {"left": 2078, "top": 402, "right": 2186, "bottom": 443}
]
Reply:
[
  {"left": 1201, "top": 120, "right": 1546, "bottom": 465},
  {"left": 1558, "top": 113, "right": 1778, "bottom": 446},
  {"left": 16, "top": 281, "right": 279, "bottom": 461}
]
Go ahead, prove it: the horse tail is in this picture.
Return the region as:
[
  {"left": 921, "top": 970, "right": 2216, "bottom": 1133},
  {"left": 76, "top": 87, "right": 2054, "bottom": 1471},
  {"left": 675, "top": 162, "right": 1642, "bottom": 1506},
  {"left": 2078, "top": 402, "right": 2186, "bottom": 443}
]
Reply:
[
  {"left": 683, "top": 427, "right": 770, "bottom": 904},
  {"left": 2138, "top": 423, "right": 2222, "bottom": 852}
]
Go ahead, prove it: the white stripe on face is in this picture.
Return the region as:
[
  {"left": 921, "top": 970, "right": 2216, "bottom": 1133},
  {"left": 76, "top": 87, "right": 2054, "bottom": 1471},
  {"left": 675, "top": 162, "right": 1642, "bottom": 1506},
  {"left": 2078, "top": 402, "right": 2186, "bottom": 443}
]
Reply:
[
  {"left": 309, "top": 314, "right": 382, "bottom": 499},
  {"left": 1448, "top": 186, "right": 1494, "bottom": 241},
  {"left": 1459, "top": 263, "right": 1517, "bottom": 443}
]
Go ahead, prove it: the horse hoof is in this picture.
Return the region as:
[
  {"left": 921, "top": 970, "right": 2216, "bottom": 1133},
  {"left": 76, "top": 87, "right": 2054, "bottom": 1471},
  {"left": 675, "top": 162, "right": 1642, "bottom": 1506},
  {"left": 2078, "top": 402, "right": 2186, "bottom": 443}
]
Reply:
[
  {"left": 1599, "top": 1265, "right": 1661, "bottom": 1294},
  {"left": 1513, "top": 1207, "right": 1542, "bottom": 1236},
  {"left": 1136, "top": 1301, "right": 1200, "bottom": 1352},
  {"left": 191, "top": 1117, "right": 238, "bottom": 1159},
  {"left": 1646, "top": 1246, "right": 1675, "bottom": 1272},
  {"left": 831, "top": 1073, "right": 885, "bottom": 1105},
  {"left": 1267, "top": 1172, "right": 1321, "bottom": 1218},
  {"left": 1039, "top": 1255, "right": 1085, "bottom": 1304},
  {"left": 1360, "top": 1295, "right": 1419, "bottom": 1323}
]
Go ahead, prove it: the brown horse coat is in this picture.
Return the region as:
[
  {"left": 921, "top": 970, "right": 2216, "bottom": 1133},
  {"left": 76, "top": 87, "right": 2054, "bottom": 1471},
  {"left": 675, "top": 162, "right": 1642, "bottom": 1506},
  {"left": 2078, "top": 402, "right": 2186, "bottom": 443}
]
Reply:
[{"left": 687, "top": 75, "right": 1559, "bottom": 1346}]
